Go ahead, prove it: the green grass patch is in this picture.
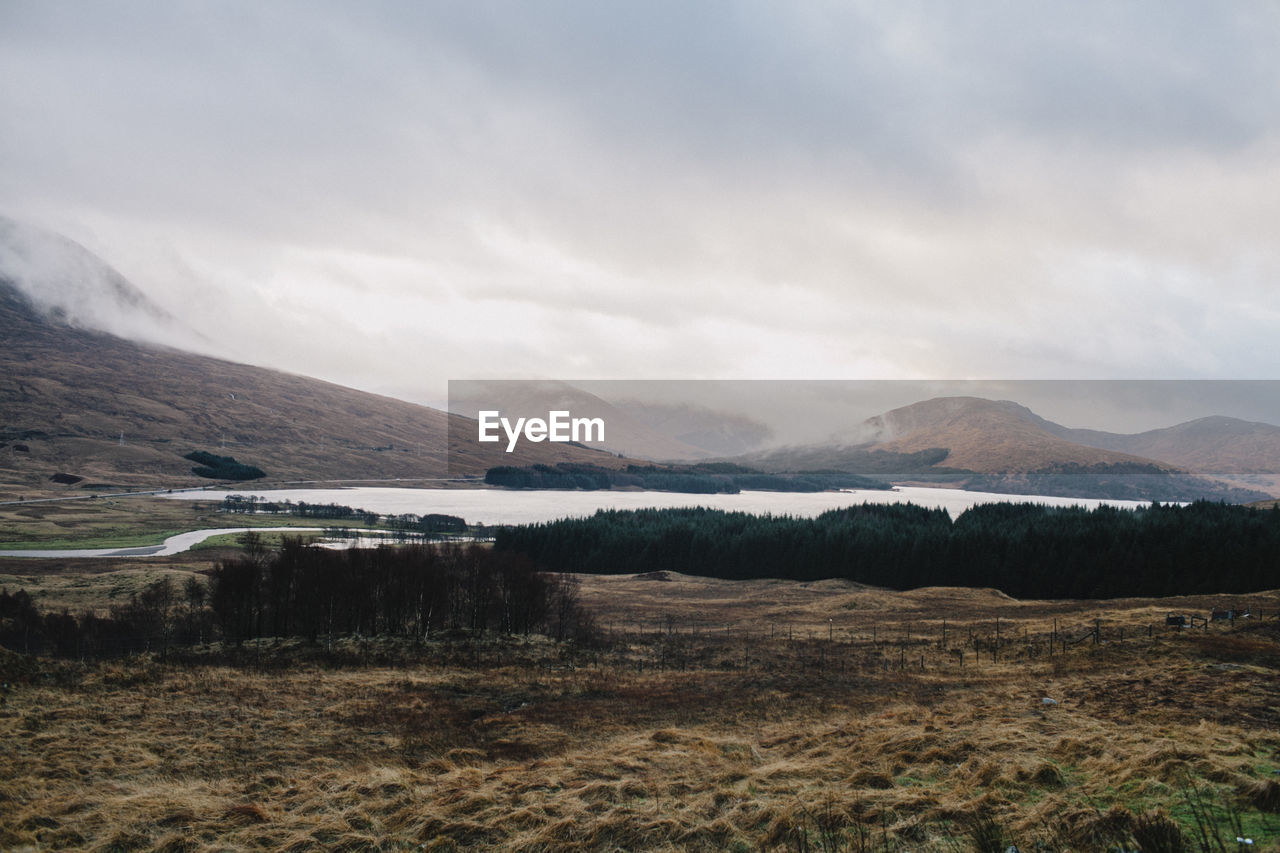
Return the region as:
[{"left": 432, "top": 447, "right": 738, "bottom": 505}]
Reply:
[
  {"left": 189, "top": 530, "right": 325, "bottom": 551},
  {"left": 0, "top": 527, "right": 197, "bottom": 550}
]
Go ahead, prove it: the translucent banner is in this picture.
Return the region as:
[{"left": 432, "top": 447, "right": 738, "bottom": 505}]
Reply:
[{"left": 447, "top": 379, "right": 1280, "bottom": 503}]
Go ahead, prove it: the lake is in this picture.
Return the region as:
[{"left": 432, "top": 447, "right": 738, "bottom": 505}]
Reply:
[{"left": 167, "top": 485, "right": 1151, "bottom": 526}]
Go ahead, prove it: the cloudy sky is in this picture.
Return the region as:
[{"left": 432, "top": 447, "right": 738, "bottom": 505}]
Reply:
[{"left": 3, "top": 1, "right": 1279, "bottom": 408}]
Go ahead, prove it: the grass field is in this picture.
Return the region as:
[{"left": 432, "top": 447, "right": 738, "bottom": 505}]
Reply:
[
  {"left": 0, "top": 496, "right": 380, "bottom": 550},
  {"left": 2, "top": 565, "right": 1279, "bottom": 851}
]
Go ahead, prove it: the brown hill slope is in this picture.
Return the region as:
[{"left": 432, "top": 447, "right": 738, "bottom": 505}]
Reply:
[
  {"left": 1046, "top": 415, "right": 1280, "bottom": 476},
  {"left": 742, "top": 396, "right": 1273, "bottom": 502},
  {"left": 864, "top": 396, "right": 1168, "bottom": 474},
  {"left": 0, "top": 282, "right": 616, "bottom": 494}
]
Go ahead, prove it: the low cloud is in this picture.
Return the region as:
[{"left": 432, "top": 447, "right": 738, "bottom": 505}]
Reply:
[{"left": 2, "top": 1, "right": 1278, "bottom": 402}]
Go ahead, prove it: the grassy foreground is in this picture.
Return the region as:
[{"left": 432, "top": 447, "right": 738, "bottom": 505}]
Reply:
[{"left": 2, "top": 571, "right": 1279, "bottom": 851}]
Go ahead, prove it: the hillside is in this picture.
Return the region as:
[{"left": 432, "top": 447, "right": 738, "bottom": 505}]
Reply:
[
  {"left": 742, "top": 396, "right": 1274, "bottom": 502},
  {"left": 454, "top": 382, "right": 775, "bottom": 460},
  {"left": 0, "top": 216, "right": 189, "bottom": 348},
  {"left": 449, "top": 380, "right": 712, "bottom": 461},
  {"left": 0, "top": 281, "right": 617, "bottom": 496},
  {"left": 1044, "top": 414, "right": 1280, "bottom": 494},
  {"left": 609, "top": 398, "right": 773, "bottom": 457},
  {"left": 861, "top": 397, "right": 1163, "bottom": 473}
]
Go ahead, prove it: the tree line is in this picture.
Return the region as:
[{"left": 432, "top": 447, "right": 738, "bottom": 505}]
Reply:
[
  {"left": 219, "top": 495, "right": 467, "bottom": 533},
  {"left": 1, "top": 579, "right": 214, "bottom": 659},
  {"left": 1, "top": 538, "right": 595, "bottom": 659},
  {"left": 494, "top": 501, "right": 1280, "bottom": 599},
  {"left": 185, "top": 450, "right": 265, "bottom": 481},
  {"left": 220, "top": 495, "right": 380, "bottom": 522}
]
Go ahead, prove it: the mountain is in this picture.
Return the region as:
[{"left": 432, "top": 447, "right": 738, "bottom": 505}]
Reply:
[
  {"left": 741, "top": 396, "right": 1274, "bottom": 503},
  {"left": 1044, "top": 415, "right": 1280, "bottom": 477},
  {"left": 0, "top": 217, "right": 197, "bottom": 349},
  {"left": 858, "top": 396, "right": 1212, "bottom": 474},
  {"left": 0, "top": 273, "right": 616, "bottom": 497},
  {"left": 449, "top": 380, "right": 715, "bottom": 461},
  {"left": 610, "top": 400, "right": 773, "bottom": 457}
]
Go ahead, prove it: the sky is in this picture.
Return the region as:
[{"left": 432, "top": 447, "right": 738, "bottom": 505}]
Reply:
[{"left": 3, "top": 1, "right": 1280, "bottom": 412}]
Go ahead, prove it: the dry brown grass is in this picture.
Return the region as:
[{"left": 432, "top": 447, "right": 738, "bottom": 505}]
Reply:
[{"left": 2, "top": 575, "right": 1280, "bottom": 851}]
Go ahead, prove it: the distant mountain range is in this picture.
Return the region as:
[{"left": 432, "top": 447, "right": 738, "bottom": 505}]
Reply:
[
  {"left": 738, "top": 396, "right": 1277, "bottom": 502},
  {"left": 3, "top": 219, "right": 1276, "bottom": 503},
  {"left": 449, "top": 380, "right": 714, "bottom": 461},
  {"left": 1044, "top": 413, "right": 1280, "bottom": 478},
  {"left": 449, "top": 382, "right": 776, "bottom": 461}
]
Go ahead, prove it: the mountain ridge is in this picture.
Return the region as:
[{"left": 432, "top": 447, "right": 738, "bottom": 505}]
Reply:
[
  {"left": 1043, "top": 414, "right": 1280, "bottom": 476},
  {"left": 449, "top": 380, "right": 714, "bottom": 461},
  {"left": 3, "top": 221, "right": 1274, "bottom": 503},
  {"left": 0, "top": 216, "right": 198, "bottom": 349},
  {"left": 0, "top": 277, "right": 618, "bottom": 496},
  {"left": 737, "top": 396, "right": 1274, "bottom": 502}
]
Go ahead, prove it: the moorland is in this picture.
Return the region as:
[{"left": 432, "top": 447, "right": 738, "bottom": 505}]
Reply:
[{"left": 3, "top": 502, "right": 1280, "bottom": 851}]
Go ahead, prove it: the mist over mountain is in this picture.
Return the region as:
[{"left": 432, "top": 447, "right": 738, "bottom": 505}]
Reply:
[
  {"left": 449, "top": 380, "right": 715, "bottom": 461},
  {"left": 0, "top": 237, "right": 617, "bottom": 493},
  {"left": 607, "top": 400, "right": 772, "bottom": 457},
  {"left": 0, "top": 217, "right": 204, "bottom": 352},
  {"left": 3, "top": 220, "right": 1276, "bottom": 504}
]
